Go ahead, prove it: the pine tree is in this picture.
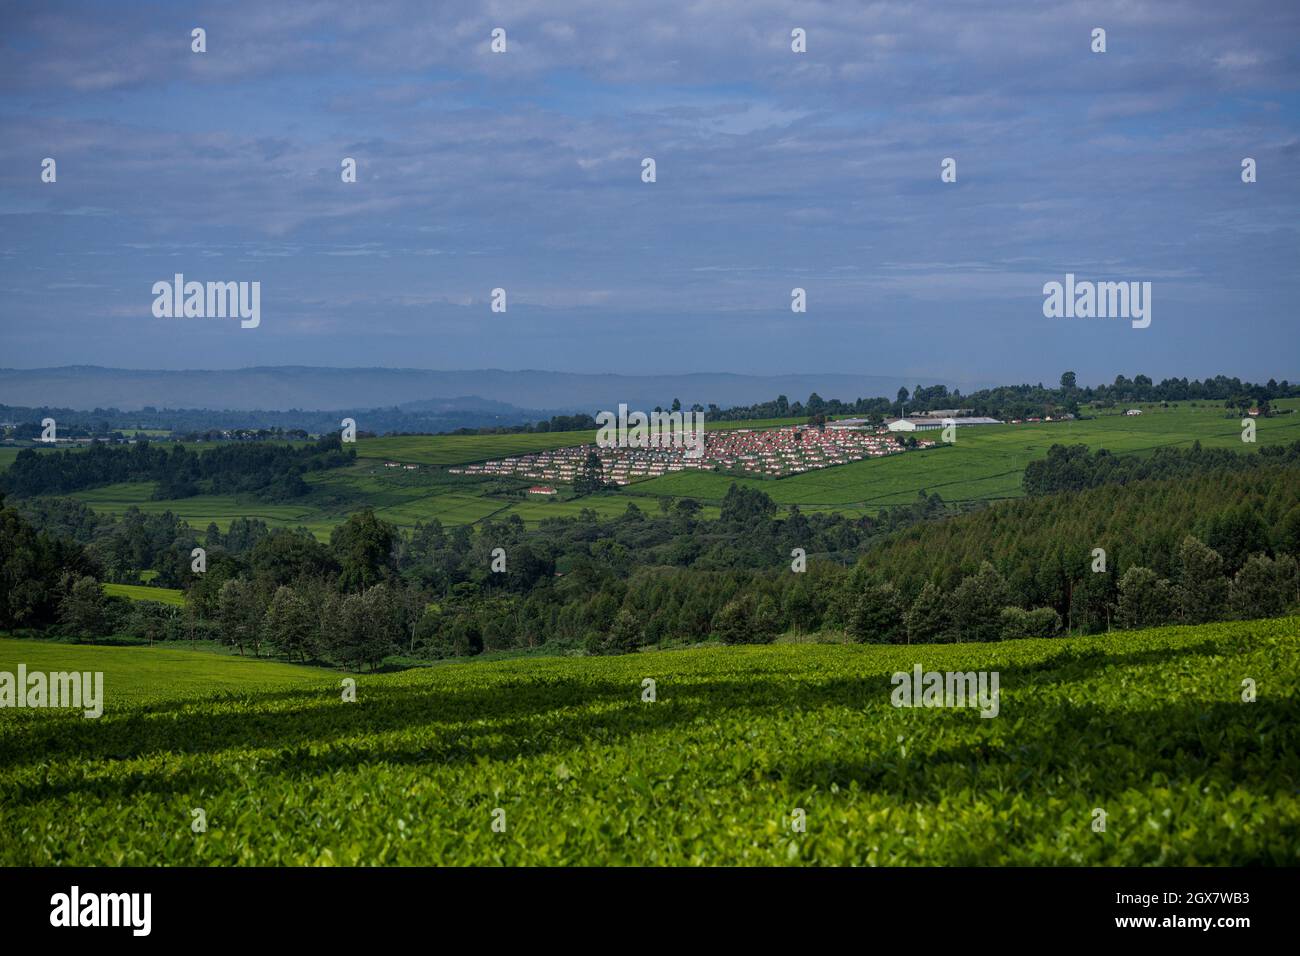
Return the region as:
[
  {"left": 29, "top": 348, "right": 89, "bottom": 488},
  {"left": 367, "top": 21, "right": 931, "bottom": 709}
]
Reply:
[
  {"left": 946, "top": 563, "right": 1010, "bottom": 642},
  {"left": 848, "top": 582, "right": 905, "bottom": 643},
  {"left": 1175, "top": 535, "right": 1228, "bottom": 624},
  {"left": 1115, "top": 566, "right": 1174, "bottom": 629},
  {"left": 905, "top": 582, "right": 950, "bottom": 644},
  {"left": 57, "top": 575, "right": 105, "bottom": 642}
]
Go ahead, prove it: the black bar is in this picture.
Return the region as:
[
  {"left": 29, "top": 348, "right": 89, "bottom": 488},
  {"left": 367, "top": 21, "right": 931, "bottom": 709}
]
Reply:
[{"left": 0, "top": 867, "right": 1280, "bottom": 942}]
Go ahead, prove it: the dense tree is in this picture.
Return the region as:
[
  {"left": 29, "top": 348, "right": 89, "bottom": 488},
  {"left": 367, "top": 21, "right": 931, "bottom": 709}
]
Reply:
[
  {"left": 250, "top": 529, "right": 338, "bottom": 590},
  {"left": 1175, "top": 535, "right": 1228, "bottom": 624},
  {"left": 905, "top": 582, "right": 951, "bottom": 644},
  {"left": 1115, "top": 567, "right": 1175, "bottom": 630},
  {"left": 7, "top": 421, "right": 1299, "bottom": 663},
  {"left": 217, "top": 578, "right": 263, "bottom": 656},
  {"left": 261, "top": 585, "right": 316, "bottom": 661},
  {"left": 999, "top": 606, "right": 1061, "bottom": 639},
  {"left": 1229, "top": 554, "right": 1293, "bottom": 620},
  {"left": 712, "top": 592, "right": 778, "bottom": 645},
  {"left": 1200, "top": 504, "right": 1270, "bottom": 575},
  {"left": 1274, "top": 505, "right": 1300, "bottom": 559},
  {"left": 945, "top": 563, "right": 1011, "bottom": 642},
  {"left": 331, "top": 510, "right": 396, "bottom": 593},
  {"left": 57, "top": 574, "right": 105, "bottom": 641},
  {"left": 0, "top": 495, "right": 94, "bottom": 630},
  {"left": 848, "top": 582, "right": 906, "bottom": 643},
  {"left": 0, "top": 434, "right": 351, "bottom": 501},
  {"left": 633, "top": 374, "right": 1300, "bottom": 426},
  {"left": 573, "top": 452, "right": 606, "bottom": 496},
  {"left": 591, "top": 607, "right": 643, "bottom": 655},
  {"left": 720, "top": 484, "right": 777, "bottom": 526},
  {"left": 1023, "top": 441, "right": 1300, "bottom": 497}
]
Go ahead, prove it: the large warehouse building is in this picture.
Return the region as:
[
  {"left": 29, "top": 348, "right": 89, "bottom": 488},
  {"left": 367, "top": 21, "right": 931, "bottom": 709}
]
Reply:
[{"left": 886, "top": 416, "right": 1002, "bottom": 432}]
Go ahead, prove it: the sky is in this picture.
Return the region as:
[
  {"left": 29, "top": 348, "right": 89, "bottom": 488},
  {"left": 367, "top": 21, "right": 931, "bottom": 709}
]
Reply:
[{"left": 0, "top": 0, "right": 1297, "bottom": 389}]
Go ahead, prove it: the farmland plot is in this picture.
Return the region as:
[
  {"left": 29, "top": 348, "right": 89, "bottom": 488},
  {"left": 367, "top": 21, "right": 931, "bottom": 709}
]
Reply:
[{"left": 1, "top": 617, "right": 1296, "bottom": 866}]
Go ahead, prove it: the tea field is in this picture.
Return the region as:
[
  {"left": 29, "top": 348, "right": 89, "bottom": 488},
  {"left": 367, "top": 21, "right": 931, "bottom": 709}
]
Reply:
[{"left": 1, "top": 616, "right": 1297, "bottom": 865}]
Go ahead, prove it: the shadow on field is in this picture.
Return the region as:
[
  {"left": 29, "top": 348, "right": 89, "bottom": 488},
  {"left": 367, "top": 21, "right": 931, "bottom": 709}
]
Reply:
[
  {"left": 773, "top": 696, "right": 1299, "bottom": 799},
  {"left": 1, "top": 637, "right": 1289, "bottom": 810}
]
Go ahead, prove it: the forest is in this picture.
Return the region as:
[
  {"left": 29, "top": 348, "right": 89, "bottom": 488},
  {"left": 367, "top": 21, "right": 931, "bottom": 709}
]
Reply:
[
  {"left": 3, "top": 443, "right": 1297, "bottom": 669},
  {"left": 0, "top": 433, "right": 353, "bottom": 501}
]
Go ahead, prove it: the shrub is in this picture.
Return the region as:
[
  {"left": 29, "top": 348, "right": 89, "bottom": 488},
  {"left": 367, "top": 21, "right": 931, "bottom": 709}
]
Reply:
[{"left": 1000, "top": 606, "right": 1061, "bottom": 639}]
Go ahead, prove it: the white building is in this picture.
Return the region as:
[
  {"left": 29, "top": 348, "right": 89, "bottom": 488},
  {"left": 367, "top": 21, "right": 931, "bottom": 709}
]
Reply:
[{"left": 886, "top": 416, "right": 1001, "bottom": 432}]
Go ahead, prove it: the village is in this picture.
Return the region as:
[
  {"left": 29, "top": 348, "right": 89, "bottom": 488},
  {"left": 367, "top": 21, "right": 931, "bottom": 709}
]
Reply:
[{"left": 449, "top": 422, "right": 938, "bottom": 487}]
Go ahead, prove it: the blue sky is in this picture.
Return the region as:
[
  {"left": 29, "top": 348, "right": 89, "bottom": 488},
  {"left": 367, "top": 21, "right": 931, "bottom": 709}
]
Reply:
[{"left": 0, "top": 0, "right": 1297, "bottom": 387}]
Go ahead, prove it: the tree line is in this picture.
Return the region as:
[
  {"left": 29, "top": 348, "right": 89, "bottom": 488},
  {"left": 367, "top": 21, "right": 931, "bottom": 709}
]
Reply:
[
  {"left": 1023, "top": 440, "right": 1300, "bottom": 496},
  {"left": 707, "top": 372, "right": 1300, "bottom": 426},
  {"left": 0, "top": 433, "right": 353, "bottom": 501}
]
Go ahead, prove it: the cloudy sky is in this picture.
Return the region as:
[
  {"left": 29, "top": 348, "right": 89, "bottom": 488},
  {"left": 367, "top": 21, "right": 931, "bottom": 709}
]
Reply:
[{"left": 0, "top": 0, "right": 1296, "bottom": 388}]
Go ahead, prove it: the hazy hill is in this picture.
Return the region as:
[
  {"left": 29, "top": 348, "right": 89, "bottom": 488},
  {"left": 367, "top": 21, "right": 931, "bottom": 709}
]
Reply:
[{"left": 0, "top": 367, "right": 986, "bottom": 414}]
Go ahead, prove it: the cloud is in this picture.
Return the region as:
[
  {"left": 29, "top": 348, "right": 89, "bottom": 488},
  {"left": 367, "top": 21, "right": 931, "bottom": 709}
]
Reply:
[{"left": 0, "top": 0, "right": 1296, "bottom": 383}]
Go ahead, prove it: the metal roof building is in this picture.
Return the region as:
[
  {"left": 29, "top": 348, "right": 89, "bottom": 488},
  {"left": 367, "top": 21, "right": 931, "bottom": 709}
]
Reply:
[{"left": 886, "top": 416, "right": 1002, "bottom": 432}]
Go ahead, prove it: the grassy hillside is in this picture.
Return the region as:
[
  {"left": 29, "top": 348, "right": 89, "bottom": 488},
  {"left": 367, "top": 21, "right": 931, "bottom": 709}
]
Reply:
[
  {"left": 70, "top": 482, "right": 320, "bottom": 525},
  {"left": 359, "top": 431, "right": 601, "bottom": 467},
  {"left": 625, "top": 401, "right": 1300, "bottom": 508},
  {"left": 63, "top": 471, "right": 623, "bottom": 538},
  {"left": 38, "top": 402, "right": 1300, "bottom": 536},
  {"left": 103, "top": 583, "right": 186, "bottom": 606},
  {"left": 0, "top": 638, "right": 330, "bottom": 703},
  {"left": 2, "top": 616, "right": 1296, "bottom": 865}
]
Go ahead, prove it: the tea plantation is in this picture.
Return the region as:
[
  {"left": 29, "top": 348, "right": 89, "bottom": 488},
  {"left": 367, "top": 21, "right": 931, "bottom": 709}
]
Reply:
[{"left": 1, "top": 618, "right": 1297, "bottom": 865}]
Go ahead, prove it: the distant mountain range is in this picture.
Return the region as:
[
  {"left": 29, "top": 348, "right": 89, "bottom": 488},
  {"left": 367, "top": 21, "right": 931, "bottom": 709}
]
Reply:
[{"left": 0, "top": 367, "right": 990, "bottom": 415}]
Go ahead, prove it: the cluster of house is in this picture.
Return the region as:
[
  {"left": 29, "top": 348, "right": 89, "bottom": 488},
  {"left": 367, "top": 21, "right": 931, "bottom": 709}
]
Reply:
[
  {"left": 449, "top": 442, "right": 705, "bottom": 486},
  {"left": 448, "top": 423, "right": 933, "bottom": 486},
  {"left": 687, "top": 425, "right": 932, "bottom": 477}
]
